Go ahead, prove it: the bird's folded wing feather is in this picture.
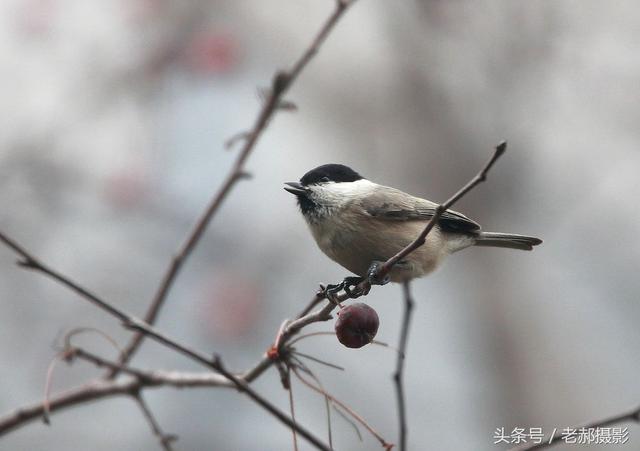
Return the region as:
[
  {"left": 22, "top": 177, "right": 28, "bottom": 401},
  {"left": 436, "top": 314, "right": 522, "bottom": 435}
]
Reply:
[{"left": 358, "top": 186, "right": 481, "bottom": 233}]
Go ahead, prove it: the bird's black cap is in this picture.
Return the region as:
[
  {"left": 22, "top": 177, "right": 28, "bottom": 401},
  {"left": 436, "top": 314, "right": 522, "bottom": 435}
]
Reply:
[{"left": 299, "top": 164, "right": 363, "bottom": 186}]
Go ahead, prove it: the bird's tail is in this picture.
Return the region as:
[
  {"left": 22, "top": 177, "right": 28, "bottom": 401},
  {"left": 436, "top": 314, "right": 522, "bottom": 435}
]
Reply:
[{"left": 474, "top": 232, "right": 542, "bottom": 251}]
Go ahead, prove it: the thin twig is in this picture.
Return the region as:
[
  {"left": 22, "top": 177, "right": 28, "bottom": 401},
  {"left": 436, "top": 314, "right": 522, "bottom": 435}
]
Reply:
[
  {"left": 112, "top": 0, "right": 358, "bottom": 376},
  {"left": 292, "top": 366, "right": 393, "bottom": 451},
  {"left": 0, "top": 233, "right": 330, "bottom": 450},
  {"left": 287, "top": 369, "right": 299, "bottom": 451},
  {"left": 0, "top": 141, "right": 508, "bottom": 442},
  {"left": 394, "top": 282, "right": 414, "bottom": 451},
  {"left": 0, "top": 232, "right": 129, "bottom": 323},
  {"left": 0, "top": 360, "right": 334, "bottom": 437},
  {"left": 0, "top": 230, "right": 221, "bottom": 369},
  {"left": 321, "top": 141, "right": 508, "bottom": 299},
  {"left": 291, "top": 351, "right": 345, "bottom": 371},
  {"left": 47, "top": 324, "right": 124, "bottom": 425},
  {"left": 1, "top": 0, "right": 359, "bottom": 442},
  {"left": 378, "top": 141, "right": 507, "bottom": 279},
  {"left": 288, "top": 331, "right": 390, "bottom": 350},
  {"left": 213, "top": 355, "right": 331, "bottom": 451},
  {"left": 297, "top": 291, "right": 327, "bottom": 318},
  {"left": 134, "top": 394, "right": 177, "bottom": 451},
  {"left": 69, "top": 347, "right": 156, "bottom": 382},
  {"left": 511, "top": 405, "right": 640, "bottom": 450},
  {"left": 333, "top": 404, "right": 362, "bottom": 442},
  {"left": 289, "top": 357, "right": 335, "bottom": 449},
  {"left": 62, "top": 327, "right": 123, "bottom": 354},
  {"left": 0, "top": 378, "right": 140, "bottom": 436},
  {"left": 42, "top": 351, "right": 67, "bottom": 425}
]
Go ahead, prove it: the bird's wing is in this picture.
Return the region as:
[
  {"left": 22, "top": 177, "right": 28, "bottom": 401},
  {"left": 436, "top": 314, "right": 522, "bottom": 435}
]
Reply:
[{"left": 358, "top": 186, "right": 481, "bottom": 233}]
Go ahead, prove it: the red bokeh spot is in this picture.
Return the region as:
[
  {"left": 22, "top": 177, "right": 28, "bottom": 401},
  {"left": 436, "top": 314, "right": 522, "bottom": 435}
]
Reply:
[
  {"left": 199, "top": 272, "right": 261, "bottom": 340},
  {"left": 184, "top": 32, "right": 238, "bottom": 75}
]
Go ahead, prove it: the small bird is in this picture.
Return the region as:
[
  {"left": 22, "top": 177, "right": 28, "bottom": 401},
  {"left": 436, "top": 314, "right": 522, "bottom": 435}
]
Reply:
[{"left": 285, "top": 164, "right": 541, "bottom": 285}]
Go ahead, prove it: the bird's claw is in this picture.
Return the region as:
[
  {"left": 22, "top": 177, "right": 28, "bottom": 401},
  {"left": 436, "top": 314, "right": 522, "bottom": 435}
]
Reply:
[
  {"left": 322, "top": 262, "right": 389, "bottom": 302},
  {"left": 323, "top": 276, "right": 368, "bottom": 301},
  {"left": 342, "top": 276, "right": 366, "bottom": 298},
  {"left": 322, "top": 282, "right": 343, "bottom": 304},
  {"left": 367, "top": 261, "right": 390, "bottom": 286}
]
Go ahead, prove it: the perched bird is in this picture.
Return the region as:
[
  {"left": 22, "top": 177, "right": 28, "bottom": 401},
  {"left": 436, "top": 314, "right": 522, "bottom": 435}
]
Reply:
[{"left": 285, "top": 164, "right": 541, "bottom": 285}]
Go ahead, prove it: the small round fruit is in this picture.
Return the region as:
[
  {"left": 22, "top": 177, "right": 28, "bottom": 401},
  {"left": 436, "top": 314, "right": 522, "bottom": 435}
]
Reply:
[{"left": 334, "top": 303, "right": 379, "bottom": 348}]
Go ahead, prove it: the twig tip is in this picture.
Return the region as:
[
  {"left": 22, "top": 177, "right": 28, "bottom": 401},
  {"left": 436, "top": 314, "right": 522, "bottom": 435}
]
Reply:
[{"left": 496, "top": 140, "right": 507, "bottom": 154}]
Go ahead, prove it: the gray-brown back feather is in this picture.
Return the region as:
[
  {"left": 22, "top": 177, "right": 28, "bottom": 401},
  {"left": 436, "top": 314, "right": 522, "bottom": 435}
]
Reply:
[{"left": 357, "top": 186, "right": 481, "bottom": 233}]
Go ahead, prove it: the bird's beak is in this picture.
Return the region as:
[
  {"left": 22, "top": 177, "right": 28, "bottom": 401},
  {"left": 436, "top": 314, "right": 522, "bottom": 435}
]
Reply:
[{"left": 284, "top": 181, "right": 307, "bottom": 196}]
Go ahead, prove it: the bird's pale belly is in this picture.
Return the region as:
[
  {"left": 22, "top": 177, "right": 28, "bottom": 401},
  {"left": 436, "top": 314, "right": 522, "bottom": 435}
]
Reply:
[{"left": 310, "top": 218, "right": 451, "bottom": 282}]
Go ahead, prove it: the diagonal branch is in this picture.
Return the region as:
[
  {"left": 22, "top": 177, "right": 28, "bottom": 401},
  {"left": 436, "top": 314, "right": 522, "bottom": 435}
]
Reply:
[
  {"left": 0, "top": 233, "right": 129, "bottom": 323},
  {"left": 0, "top": 232, "right": 330, "bottom": 450},
  {"left": 378, "top": 141, "right": 507, "bottom": 279},
  {"left": 0, "top": 230, "right": 224, "bottom": 369},
  {"left": 134, "top": 394, "right": 177, "bottom": 451},
  {"left": 0, "top": 139, "right": 507, "bottom": 447},
  {"left": 317, "top": 142, "right": 507, "bottom": 300},
  {"left": 113, "top": 0, "right": 358, "bottom": 375}
]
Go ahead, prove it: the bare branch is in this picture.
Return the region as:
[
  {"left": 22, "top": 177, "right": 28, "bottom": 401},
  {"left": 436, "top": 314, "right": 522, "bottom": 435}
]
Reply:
[
  {"left": 511, "top": 405, "right": 640, "bottom": 450},
  {"left": 0, "top": 232, "right": 229, "bottom": 369},
  {"left": 378, "top": 141, "right": 507, "bottom": 280},
  {"left": 0, "top": 379, "right": 139, "bottom": 436},
  {"left": 0, "top": 232, "right": 129, "bottom": 323},
  {"left": 1, "top": 358, "right": 337, "bottom": 438},
  {"left": 291, "top": 351, "right": 345, "bottom": 371},
  {"left": 394, "top": 281, "right": 414, "bottom": 451},
  {"left": 0, "top": 232, "right": 330, "bottom": 449},
  {"left": 134, "top": 394, "right": 177, "bottom": 451},
  {"left": 0, "top": 1, "right": 365, "bottom": 447},
  {"left": 213, "top": 355, "right": 331, "bottom": 451},
  {"left": 0, "top": 139, "right": 525, "bottom": 451},
  {"left": 292, "top": 366, "right": 393, "bottom": 450},
  {"left": 0, "top": 140, "right": 508, "bottom": 446},
  {"left": 113, "top": 0, "right": 359, "bottom": 374},
  {"left": 318, "top": 141, "right": 508, "bottom": 299},
  {"left": 287, "top": 369, "right": 299, "bottom": 451}
]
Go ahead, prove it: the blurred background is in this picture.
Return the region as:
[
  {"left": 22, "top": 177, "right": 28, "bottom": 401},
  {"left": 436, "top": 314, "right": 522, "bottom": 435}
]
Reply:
[{"left": 1, "top": 0, "right": 639, "bottom": 450}]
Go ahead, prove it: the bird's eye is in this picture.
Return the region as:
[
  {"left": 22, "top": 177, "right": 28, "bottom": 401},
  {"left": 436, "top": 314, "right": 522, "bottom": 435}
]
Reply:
[{"left": 321, "top": 176, "right": 330, "bottom": 183}]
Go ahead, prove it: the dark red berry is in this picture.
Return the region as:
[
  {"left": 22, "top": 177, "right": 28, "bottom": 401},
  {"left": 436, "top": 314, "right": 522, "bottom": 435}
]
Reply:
[{"left": 334, "top": 303, "right": 379, "bottom": 348}]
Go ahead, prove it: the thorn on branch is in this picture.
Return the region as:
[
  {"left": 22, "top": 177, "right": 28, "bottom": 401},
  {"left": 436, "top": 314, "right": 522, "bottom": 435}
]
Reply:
[
  {"left": 272, "top": 71, "right": 291, "bottom": 95},
  {"left": 122, "top": 319, "right": 138, "bottom": 331},
  {"left": 224, "top": 131, "right": 251, "bottom": 150},
  {"left": 235, "top": 170, "right": 253, "bottom": 180},
  {"left": 16, "top": 258, "right": 37, "bottom": 269},
  {"left": 277, "top": 100, "right": 298, "bottom": 112},
  {"left": 211, "top": 353, "right": 223, "bottom": 368}
]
